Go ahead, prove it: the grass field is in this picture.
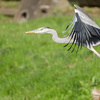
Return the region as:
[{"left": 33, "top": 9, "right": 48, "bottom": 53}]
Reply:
[{"left": 0, "top": 14, "right": 100, "bottom": 100}]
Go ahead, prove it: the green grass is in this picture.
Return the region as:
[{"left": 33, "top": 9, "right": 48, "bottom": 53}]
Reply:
[{"left": 0, "top": 15, "right": 100, "bottom": 100}]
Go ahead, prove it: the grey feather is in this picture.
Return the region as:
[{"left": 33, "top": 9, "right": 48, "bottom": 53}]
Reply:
[
  {"left": 26, "top": 5, "right": 100, "bottom": 57},
  {"left": 64, "top": 6, "right": 100, "bottom": 52}
]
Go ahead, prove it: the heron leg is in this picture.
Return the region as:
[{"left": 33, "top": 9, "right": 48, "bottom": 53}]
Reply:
[{"left": 87, "top": 46, "right": 100, "bottom": 58}]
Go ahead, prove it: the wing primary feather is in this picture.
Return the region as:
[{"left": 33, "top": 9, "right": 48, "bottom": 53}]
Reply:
[
  {"left": 76, "top": 32, "right": 80, "bottom": 53},
  {"left": 65, "top": 16, "right": 75, "bottom": 30},
  {"left": 63, "top": 15, "right": 76, "bottom": 36},
  {"left": 85, "top": 32, "right": 91, "bottom": 47},
  {"left": 84, "top": 30, "right": 89, "bottom": 41},
  {"left": 83, "top": 24, "right": 93, "bottom": 47},
  {"left": 63, "top": 19, "right": 75, "bottom": 36},
  {"left": 86, "top": 25, "right": 98, "bottom": 36},
  {"left": 78, "top": 31, "right": 81, "bottom": 46},
  {"left": 64, "top": 43, "right": 69, "bottom": 47},
  {"left": 93, "top": 28, "right": 100, "bottom": 36},
  {"left": 79, "top": 31, "right": 83, "bottom": 49},
  {"left": 64, "top": 28, "right": 75, "bottom": 47},
  {"left": 76, "top": 45, "right": 80, "bottom": 53},
  {"left": 71, "top": 34, "right": 77, "bottom": 52},
  {"left": 76, "top": 44, "right": 80, "bottom": 53},
  {"left": 71, "top": 43, "right": 77, "bottom": 53},
  {"left": 67, "top": 32, "right": 76, "bottom": 51},
  {"left": 71, "top": 32, "right": 78, "bottom": 52},
  {"left": 65, "top": 24, "right": 70, "bottom": 30},
  {"left": 69, "top": 29, "right": 76, "bottom": 41},
  {"left": 84, "top": 24, "right": 92, "bottom": 38},
  {"left": 64, "top": 23, "right": 75, "bottom": 37}
]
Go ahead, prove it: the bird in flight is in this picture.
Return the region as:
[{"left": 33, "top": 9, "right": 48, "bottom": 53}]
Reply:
[{"left": 26, "top": 5, "right": 100, "bottom": 57}]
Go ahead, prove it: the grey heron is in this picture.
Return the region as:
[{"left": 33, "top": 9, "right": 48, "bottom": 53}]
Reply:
[{"left": 26, "top": 5, "right": 100, "bottom": 57}]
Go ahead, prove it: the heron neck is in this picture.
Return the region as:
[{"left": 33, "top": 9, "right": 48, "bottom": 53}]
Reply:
[{"left": 50, "top": 29, "right": 70, "bottom": 44}]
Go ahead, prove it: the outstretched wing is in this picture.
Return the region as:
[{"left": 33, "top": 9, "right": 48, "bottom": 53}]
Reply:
[{"left": 64, "top": 5, "right": 100, "bottom": 53}]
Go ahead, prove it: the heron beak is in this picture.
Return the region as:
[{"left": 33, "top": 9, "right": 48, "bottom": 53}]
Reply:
[{"left": 26, "top": 30, "right": 38, "bottom": 33}]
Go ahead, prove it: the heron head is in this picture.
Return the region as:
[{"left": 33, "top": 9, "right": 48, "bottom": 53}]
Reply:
[{"left": 26, "top": 27, "right": 52, "bottom": 34}]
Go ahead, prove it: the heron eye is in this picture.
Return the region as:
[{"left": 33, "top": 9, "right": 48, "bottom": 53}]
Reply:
[{"left": 41, "top": 28, "right": 43, "bottom": 30}]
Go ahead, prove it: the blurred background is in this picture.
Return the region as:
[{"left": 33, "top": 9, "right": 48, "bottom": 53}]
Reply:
[
  {"left": 0, "top": 0, "right": 100, "bottom": 22},
  {"left": 0, "top": 0, "right": 100, "bottom": 100}
]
